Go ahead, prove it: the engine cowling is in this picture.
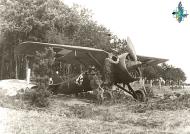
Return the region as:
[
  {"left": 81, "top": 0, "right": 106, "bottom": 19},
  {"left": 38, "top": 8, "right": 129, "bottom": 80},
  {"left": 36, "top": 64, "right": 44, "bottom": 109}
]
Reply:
[
  {"left": 117, "top": 53, "right": 141, "bottom": 82},
  {"left": 104, "top": 37, "right": 142, "bottom": 84},
  {"left": 105, "top": 53, "right": 141, "bottom": 84}
]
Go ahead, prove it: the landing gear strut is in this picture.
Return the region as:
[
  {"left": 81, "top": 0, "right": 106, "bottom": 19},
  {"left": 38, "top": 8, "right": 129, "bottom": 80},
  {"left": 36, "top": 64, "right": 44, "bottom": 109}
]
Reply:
[{"left": 115, "top": 83, "right": 147, "bottom": 102}]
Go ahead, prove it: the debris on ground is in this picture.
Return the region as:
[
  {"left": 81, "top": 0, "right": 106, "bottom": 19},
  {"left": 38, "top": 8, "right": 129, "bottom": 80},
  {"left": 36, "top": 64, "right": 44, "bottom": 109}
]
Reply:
[{"left": 0, "top": 79, "right": 35, "bottom": 96}]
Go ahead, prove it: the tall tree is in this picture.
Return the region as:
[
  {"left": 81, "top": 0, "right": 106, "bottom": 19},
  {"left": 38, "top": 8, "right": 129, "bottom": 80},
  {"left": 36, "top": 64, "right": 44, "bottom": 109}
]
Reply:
[
  {"left": 0, "top": 0, "right": 112, "bottom": 79},
  {"left": 160, "top": 63, "right": 186, "bottom": 85},
  {"left": 142, "top": 65, "right": 162, "bottom": 80}
]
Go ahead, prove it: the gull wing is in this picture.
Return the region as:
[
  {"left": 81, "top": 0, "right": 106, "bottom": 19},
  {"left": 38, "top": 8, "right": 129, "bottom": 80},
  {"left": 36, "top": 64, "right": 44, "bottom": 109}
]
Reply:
[
  {"left": 137, "top": 55, "right": 168, "bottom": 66},
  {"left": 14, "top": 41, "right": 109, "bottom": 68}
]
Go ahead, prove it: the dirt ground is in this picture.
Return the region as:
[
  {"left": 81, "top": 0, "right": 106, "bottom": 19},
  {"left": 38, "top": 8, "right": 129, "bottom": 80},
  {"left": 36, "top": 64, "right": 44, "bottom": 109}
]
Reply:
[{"left": 1, "top": 86, "right": 190, "bottom": 134}]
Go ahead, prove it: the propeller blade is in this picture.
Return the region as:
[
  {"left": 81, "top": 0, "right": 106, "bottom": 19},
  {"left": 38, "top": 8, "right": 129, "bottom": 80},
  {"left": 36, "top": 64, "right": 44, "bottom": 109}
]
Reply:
[{"left": 126, "top": 37, "right": 137, "bottom": 61}]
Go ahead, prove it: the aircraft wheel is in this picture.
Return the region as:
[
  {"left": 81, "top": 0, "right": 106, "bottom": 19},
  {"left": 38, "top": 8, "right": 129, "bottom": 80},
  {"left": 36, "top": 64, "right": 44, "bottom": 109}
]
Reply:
[{"left": 135, "top": 89, "right": 146, "bottom": 102}]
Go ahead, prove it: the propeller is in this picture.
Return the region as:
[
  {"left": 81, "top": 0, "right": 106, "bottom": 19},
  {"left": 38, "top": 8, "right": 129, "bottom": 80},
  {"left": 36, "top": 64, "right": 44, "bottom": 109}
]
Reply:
[
  {"left": 126, "top": 36, "right": 137, "bottom": 61},
  {"left": 118, "top": 36, "right": 141, "bottom": 68}
]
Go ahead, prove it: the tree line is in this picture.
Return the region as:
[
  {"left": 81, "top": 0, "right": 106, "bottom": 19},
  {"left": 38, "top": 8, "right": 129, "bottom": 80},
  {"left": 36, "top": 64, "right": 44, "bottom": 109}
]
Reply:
[{"left": 142, "top": 63, "right": 186, "bottom": 86}]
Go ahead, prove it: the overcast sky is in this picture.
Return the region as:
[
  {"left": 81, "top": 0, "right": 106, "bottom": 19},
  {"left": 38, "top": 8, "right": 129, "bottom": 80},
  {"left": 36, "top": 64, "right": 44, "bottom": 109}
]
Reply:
[{"left": 64, "top": 0, "right": 190, "bottom": 82}]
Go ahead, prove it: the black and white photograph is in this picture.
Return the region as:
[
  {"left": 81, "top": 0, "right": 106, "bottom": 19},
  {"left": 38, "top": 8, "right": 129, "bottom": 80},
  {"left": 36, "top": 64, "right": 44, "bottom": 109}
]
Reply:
[{"left": 0, "top": 0, "right": 190, "bottom": 133}]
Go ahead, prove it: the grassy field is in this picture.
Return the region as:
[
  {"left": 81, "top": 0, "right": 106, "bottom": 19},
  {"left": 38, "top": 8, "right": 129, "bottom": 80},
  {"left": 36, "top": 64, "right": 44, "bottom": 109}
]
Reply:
[{"left": 1, "top": 86, "right": 190, "bottom": 134}]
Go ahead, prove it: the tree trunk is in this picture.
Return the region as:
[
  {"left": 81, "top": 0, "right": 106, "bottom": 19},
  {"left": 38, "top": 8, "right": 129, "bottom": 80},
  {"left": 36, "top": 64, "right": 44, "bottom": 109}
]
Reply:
[
  {"left": 15, "top": 56, "right": 18, "bottom": 79},
  {"left": 9, "top": 47, "right": 16, "bottom": 79},
  {"left": 150, "top": 80, "right": 153, "bottom": 87},
  {"left": 0, "top": 44, "right": 5, "bottom": 79}
]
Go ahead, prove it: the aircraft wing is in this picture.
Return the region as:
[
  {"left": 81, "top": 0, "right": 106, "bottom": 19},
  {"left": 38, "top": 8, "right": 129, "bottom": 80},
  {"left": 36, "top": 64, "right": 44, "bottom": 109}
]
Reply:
[
  {"left": 14, "top": 41, "right": 109, "bottom": 68},
  {"left": 137, "top": 55, "right": 168, "bottom": 66},
  {"left": 14, "top": 41, "right": 168, "bottom": 68}
]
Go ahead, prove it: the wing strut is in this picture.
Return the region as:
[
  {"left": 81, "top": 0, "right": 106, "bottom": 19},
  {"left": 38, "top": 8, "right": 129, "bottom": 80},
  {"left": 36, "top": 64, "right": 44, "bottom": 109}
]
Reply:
[{"left": 87, "top": 52, "right": 102, "bottom": 67}]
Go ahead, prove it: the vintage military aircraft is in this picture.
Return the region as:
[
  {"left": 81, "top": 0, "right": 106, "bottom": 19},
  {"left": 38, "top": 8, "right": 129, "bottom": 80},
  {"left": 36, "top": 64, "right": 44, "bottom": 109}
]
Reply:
[{"left": 14, "top": 37, "right": 168, "bottom": 101}]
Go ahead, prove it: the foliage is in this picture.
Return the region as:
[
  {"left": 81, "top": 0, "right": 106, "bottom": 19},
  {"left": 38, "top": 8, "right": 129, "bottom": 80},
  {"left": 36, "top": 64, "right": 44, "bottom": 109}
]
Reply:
[
  {"left": 0, "top": 0, "right": 113, "bottom": 79},
  {"left": 145, "top": 86, "right": 154, "bottom": 97},
  {"left": 71, "top": 4, "right": 111, "bottom": 50},
  {"left": 25, "top": 47, "right": 55, "bottom": 107},
  {"left": 142, "top": 65, "right": 162, "bottom": 80},
  {"left": 0, "top": 0, "right": 76, "bottom": 43},
  {"left": 108, "top": 38, "right": 130, "bottom": 55},
  {"left": 161, "top": 63, "right": 186, "bottom": 84},
  {"left": 142, "top": 63, "right": 186, "bottom": 85}
]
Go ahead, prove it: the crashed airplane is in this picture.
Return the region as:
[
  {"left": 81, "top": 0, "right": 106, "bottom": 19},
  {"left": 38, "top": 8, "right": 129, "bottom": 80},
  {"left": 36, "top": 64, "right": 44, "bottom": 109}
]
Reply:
[{"left": 14, "top": 37, "right": 168, "bottom": 101}]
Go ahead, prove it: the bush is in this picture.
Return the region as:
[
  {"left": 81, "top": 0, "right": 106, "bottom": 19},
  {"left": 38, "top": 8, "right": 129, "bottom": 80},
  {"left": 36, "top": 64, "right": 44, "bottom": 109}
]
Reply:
[
  {"left": 23, "top": 47, "right": 55, "bottom": 107},
  {"left": 145, "top": 86, "right": 154, "bottom": 97},
  {"left": 23, "top": 87, "right": 52, "bottom": 107}
]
